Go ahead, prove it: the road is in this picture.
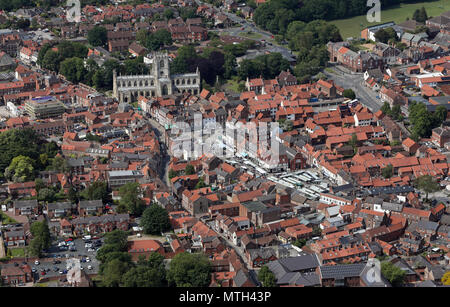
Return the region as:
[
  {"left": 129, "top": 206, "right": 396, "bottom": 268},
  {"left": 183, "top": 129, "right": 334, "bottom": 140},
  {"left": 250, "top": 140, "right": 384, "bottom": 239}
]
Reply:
[
  {"left": 145, "top": 115, "right": 171, "bottom": 187},
  {"left": 323, "top": 65, "right": 383, "bottom": 112}
]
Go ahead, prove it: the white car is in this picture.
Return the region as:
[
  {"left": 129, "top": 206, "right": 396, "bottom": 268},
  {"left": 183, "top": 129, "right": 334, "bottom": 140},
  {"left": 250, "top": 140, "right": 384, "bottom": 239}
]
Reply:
[
  {"left": 86, "top": 257, "right": 90, "bottom": 262},
  {"left": 87, "top": 265, "right": 92, "bottom": 270},
  {"left": 85, "top": 243, "right": 92, "bottom": 248},
  {"left": 34, "top": 260, "right": 40, "bottom": 265}
]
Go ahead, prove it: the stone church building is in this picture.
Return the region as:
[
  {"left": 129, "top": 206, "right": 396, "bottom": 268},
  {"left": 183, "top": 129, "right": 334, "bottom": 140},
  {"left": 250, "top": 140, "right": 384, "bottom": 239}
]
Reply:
[{"left": 113, "top": 51, "right": 201, "bottom": 103}]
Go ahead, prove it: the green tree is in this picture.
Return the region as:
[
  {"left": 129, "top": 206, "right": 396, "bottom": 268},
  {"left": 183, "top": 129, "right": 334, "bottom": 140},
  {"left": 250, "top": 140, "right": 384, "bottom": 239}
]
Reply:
[
  {"left": 49, "top": 155, "right": 70, "bottom": 173},
  {"left": 101, "top": 258, "right": 132, "bottom": 287},
  {"left": 4, "top": 155, "right": 34, "bottom": 182},
  {"left": 167, "top": 252, "right": 211, "bottom": 287},
  {"left": 382, "top": 164, "right": 393, "bottom": 179},
  {"left": 343, "top": 88, "right": 356, "bottom": 100},
  {"left": 195, "top": 178, "right": 207, "bottom": 189},
  {"left": 59, "top": 57, "right": 87, "bottom": 84},
  {"left": 88, "top": 26, "right": 108, "bottom": 47},
  {"left": 163, "top": 8, "right": 174, "bottom": 20},
  {"left": 118, "top": 182, "right": 145, "bottom": 216},
  {"left": 29, "top": 221, "right": 51, "bottom": 257},
  {"left": 381, "top": 261, "right": 406, "bottom": 287},
  {"left": 415, "top": 175, "right": 440, "bottom": 201},
  {"left": 258, "top": 265, "right": 277, "bottom": 287},
  {"left": 80, "top": 181, "right": 110, "bottom": 203},
  {"left": 140, "top": 204, "right": 171, "bottom": 235},
  {"left": 168, "top": 169, "right": 178, "bottom": 180},
  {"left": 185, "top": 164, "right": 195, "bottom": 175}
]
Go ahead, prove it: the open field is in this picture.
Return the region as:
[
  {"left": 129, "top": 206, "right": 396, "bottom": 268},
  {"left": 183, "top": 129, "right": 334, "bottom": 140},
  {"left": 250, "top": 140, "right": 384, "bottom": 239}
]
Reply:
[{"left": 330, "top": 0, "right": 450, "bottom": 39}]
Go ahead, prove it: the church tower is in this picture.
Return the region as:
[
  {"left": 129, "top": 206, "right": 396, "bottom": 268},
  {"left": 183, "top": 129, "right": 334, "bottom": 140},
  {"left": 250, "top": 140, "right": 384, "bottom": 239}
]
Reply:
[{"left": 153, "top": 51, "right": 173, "bottom": 96}]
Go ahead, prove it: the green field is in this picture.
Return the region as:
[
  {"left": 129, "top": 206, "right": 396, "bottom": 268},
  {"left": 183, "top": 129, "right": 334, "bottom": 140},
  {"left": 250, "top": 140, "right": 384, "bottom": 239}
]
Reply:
[
  {"left": 9, "top": 247, "right": 26, "bottom": 258},
  {"left": 330, "top": 0, "right": 450, "bottom": 39}
]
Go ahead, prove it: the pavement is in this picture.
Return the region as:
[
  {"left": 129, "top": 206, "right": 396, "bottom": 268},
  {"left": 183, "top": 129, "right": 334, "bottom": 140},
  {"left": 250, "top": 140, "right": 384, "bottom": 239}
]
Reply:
[{"left": 324, "top": 65, "right": 383, "bottom": 112}]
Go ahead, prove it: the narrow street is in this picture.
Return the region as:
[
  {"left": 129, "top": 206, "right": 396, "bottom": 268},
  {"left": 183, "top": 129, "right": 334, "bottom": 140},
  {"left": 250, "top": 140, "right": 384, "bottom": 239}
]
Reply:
[{"left": 146, "top": 116, "right": 171, "bottom": 187}]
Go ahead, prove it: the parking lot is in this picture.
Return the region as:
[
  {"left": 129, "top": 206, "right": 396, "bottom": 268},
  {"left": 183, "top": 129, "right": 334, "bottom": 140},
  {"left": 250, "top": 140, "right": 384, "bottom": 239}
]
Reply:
[{"left": 28, "top": 237, "right": 102, "bottom": 280}]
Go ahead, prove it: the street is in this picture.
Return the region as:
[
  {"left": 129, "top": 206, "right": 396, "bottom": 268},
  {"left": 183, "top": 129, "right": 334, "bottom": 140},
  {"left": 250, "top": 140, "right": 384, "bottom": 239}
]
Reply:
[{"left": 323, "top": 65, "right": 383, "bottom": 112}]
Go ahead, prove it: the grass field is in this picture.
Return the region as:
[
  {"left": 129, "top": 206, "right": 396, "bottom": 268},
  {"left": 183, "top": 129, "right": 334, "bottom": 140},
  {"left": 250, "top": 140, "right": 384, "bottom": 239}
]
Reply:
[
  {"left": 330, "top": 0, "right": 450, "bottom": 39},
  {"left": 9, "top": 247, "right": 26, "bottom": 258}
]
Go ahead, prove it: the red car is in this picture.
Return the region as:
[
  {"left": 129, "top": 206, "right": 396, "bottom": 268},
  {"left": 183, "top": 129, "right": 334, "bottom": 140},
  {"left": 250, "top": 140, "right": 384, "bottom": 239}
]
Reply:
[
  {"left": 40, "top": 271, "right": 46, "bottom": 276},
  {"left": 65, "top": 238, "right": 73, "bottom": 242}
]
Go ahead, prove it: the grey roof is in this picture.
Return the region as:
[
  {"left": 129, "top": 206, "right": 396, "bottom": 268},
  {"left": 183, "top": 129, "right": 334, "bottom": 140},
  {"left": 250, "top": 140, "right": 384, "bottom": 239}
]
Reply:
[
  {"left": 277, "top": 271, "right": 320, "bottom": 286},
  {"left": 13, "top": 199, "right": 38, "bottom": 208},
  {"left": 417, "top": 220, "right": 439, "bottom": 232},
  {"left": 367, "top": 185, "right": 414, "bottom": 196},
  {"left": 67, "top": 158, "right": 84, "bottom": 167},
  {"left": 320, "top": 263, "right": 366, "bottom": 279},
  {"left": 241, "top": 201, "right": 267, "bottom": 212},
  {"left": 277, "top": 253, "right": 320, "bottom": 272},
  {"left": 5, "top": 229, "right": 25, "bottom": 237},
  {"left": 47, "top": 202, "right": 73, "bottom": 210},
  {"left": 381, "top": 202, "right": 403, "bottom": 212},
  {"left": 416, "top": 280, "right": 437, "bottom": 287},
  {"left": 430, "top": 265, "right": 445, "bottom": 280},
  {"left": 79, "top": 200, "right": 103, "bottom": 208},
  {"left": 72, "top": 213, "right": 129, "bottom": 225},
  {"left": 233, "top": 269, "right": 252, "bottom": 287}
]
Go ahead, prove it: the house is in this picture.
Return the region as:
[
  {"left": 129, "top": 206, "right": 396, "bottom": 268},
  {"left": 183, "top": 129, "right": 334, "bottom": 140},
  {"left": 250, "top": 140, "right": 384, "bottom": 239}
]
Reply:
[
  {"left": 127, "top": 239, "right": 165, "bottom": 261},
  {"left": 78, "top": 200, "right": 103, "bottom": 216},
  {"left": 4, "top": 229, "right": 26, "bottom": 246},
  {"left": 431, "top": 126, "right": 450, "bottom": 148},
  {"left": 128, "top": 42, "right": 147, "bottom": 57},
  {"left": 246, "top": 247, "right": 277, "bottom": 268},
  {"left": 47, "top": 202, "right": 74, "bottom": 218},
  {"left": 402, "top": 138, "right": 420, "bottom": 155},
  {"left": 266, "top": 253, "right": 321, "bottom": 286},
  {"left": 319, "top": 263, "right": 367, "bottom": 287},
  {"left": 1, "top": 265, "right": 33, "bottom": 285},
  {"left": 13, "top": 199, "right": 38, "bottom": 216},
  {"left": 0, "top": 51, "right": 16, "bottom": 71},
  {"left": 8, "top": 182, "right": 36, "bottom": 198},
  {"left": 71, "top": 214, "right": 130, "bottom": 236}
]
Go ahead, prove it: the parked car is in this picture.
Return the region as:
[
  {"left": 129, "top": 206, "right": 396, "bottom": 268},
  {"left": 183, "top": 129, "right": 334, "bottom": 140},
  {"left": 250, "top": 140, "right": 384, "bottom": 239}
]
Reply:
[
  {"left": 87, "top": 265, "right": 92, "bottom": 270},
  {"left": 34, "top": 260, "right": 40, "bottom": 265}
]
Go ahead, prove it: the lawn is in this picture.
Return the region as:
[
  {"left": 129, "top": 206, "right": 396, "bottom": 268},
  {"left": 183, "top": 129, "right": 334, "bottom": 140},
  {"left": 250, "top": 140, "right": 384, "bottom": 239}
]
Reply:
[
  {"left": 9, "top": 247, "right": 26, "bottom": 258},
  {"left": 0, "top": 211, "right": 18, "bottom": 225},
  {"left": 330, "top": 0, "right": 450, "bottom": 39},
  {"left": 224, "top": 78, "right": 244, "bottom": 94}
]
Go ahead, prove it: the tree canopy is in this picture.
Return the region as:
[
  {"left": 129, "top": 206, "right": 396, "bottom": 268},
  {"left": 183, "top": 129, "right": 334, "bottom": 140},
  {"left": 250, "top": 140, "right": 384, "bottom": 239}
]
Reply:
[
  {"left": 258, "top": 265, "right": 277, "bottom": 287},
  {"left": 118, "top": 182, "right": 145, "bottom": 216},
  {"left": 88, "top": 26, "right": 108, "bottom": 47},
  {"left": 29, "top": 221, "right": 51, "bottom": 257},
  {"left": 167, "top": 252, "right": 212, "bottom": 287},
  {"left": 140, "top": 204, "right": 171, "bottom": 235}
]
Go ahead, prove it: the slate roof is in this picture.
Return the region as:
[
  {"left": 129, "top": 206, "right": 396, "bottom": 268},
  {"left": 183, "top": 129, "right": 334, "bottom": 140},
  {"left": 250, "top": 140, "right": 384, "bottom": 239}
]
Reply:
[{"left": 319, "top": 263, "right": 366, "bottom": 279}]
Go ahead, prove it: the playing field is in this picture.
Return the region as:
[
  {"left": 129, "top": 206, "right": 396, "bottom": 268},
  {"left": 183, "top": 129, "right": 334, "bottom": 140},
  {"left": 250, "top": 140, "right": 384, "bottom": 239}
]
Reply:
[{"left": 330, "top": 0, "right": 450, "bottom": 39}]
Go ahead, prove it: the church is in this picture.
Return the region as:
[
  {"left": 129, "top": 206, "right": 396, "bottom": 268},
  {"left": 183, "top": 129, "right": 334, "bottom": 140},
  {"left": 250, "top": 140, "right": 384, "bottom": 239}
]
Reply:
[{"left": 113, "top": 51, "right": 201, "bottom": 103}]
